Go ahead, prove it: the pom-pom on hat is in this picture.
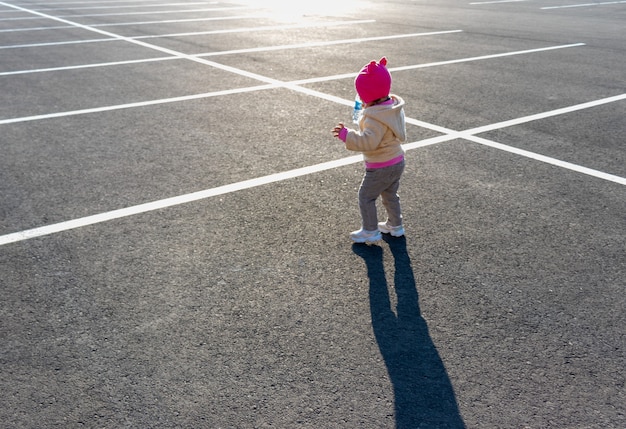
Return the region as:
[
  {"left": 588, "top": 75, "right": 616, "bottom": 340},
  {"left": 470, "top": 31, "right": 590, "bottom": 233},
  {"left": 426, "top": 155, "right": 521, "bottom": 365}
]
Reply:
[{"left": 354, "top": 57, "right": 392, "bottom": 103}]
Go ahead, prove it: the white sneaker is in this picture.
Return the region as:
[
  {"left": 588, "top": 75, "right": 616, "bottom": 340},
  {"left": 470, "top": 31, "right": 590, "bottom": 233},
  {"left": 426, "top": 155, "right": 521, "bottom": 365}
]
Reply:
[
  {"left": 378, "top": 221, "right": 405, "bottom": 237},
  {"left": 350, "top": 228, "right": 382, "bottom": 243}
]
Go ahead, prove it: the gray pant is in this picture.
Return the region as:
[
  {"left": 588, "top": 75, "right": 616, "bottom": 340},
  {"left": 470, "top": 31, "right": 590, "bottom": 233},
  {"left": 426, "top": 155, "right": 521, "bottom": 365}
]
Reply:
[{"left": 358, "top": 160, "right": 405, "bottom": 231}]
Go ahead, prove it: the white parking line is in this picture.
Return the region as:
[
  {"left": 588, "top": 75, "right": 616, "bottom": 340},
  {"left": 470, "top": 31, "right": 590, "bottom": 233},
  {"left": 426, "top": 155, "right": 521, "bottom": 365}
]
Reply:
[
  {"left": 25, "top": 0, "right": 179, "bottom": 4},
  {"left": 467, "top": 135, "right": 626, "bottom": 185},
  {"left": 0, "top": 2, "right": 623, "bottom": 246},
  {"left": 0, "top": 15, "right": 268, "bottom": 32},
  {"left": 0, "top": 84, "right": 278, "bottom": 125},
  {"left": 0, "top": 56, "right": 179, "bottom": 76},
  {"left": 0, "top": 19, "right": 376, "bottom": 49},
  {"left": 464, "top": 94, "right": 626, "bottom": 135},
  {"left": 125, "top": 19, "right": 378, "bottom": 40},
  {"left": 0, "top": 43, "right": 588, "bottom": 124},
  {"left": 470, "top": 0, "right": 527, "bottom": 4},
  {"left": 1, "top": 93, "right": 624, "bottom": 246},
  {"left": 295, "top": 43, "right": 586, "bottom": 85},
  {"left": 0, "top": 38, "right": 116, "bottom": 50},
  {"left": 402, "top": 95, "right": 626, "bottom": 183},
  {"left": 0, "top": 155, "right": 356, "bottom": 246},
  {"left": 2, "top": 6, "right": 250, "bottom": 20},
  {"left": 542, "top": 1, "right": 626, "bottom": 9},
  {"left": 32, "top": 2, "right": 217, "bottom": 11},
  {"left": 0, "top": 30, "right": 462, "bottom": 76},
  {"left": 0, "top": 1, "right": 373, "bottom": 113}
]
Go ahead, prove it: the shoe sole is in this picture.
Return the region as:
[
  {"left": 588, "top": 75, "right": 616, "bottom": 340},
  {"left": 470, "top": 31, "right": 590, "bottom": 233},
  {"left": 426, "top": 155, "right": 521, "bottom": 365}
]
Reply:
[
  {"left": 379, "top": 227, "right": 404, "bottom": 237},
  {"left": 351, "top": 234, "right": 382, "bottom": 243}
]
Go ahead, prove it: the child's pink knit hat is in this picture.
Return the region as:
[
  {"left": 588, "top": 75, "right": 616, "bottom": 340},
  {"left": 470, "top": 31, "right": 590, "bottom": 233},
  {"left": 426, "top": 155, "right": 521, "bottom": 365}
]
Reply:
[{"left": 354, "top": 57, "right": 392, "bottom": 103}]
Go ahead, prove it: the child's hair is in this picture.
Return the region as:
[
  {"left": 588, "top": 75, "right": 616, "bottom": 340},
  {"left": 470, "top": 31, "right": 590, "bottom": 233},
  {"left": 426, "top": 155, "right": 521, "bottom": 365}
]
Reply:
[{"left": 354, "top": 57, "right": 392, "bottom": 103}]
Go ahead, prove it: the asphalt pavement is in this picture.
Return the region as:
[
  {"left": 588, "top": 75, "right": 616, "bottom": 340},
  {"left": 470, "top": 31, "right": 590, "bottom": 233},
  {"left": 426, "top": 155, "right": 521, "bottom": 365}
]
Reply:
[{"left": 1, "top": 0, "right": 625, "bottom": 427}]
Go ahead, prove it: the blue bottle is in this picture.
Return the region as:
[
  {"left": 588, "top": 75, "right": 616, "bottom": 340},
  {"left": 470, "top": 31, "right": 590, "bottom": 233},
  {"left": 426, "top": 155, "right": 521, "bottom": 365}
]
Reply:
[{"left": 352, "top": 95, "right": 363, "bottom": 124}]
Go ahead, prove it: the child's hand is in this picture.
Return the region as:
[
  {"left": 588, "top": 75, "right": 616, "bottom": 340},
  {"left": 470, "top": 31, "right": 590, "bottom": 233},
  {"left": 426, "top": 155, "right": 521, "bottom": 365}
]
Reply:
[
  {"left": 332, "top": 123, "right": 348, "bottom": 142},
  {"left": 332, "top": 123, "right": 345, "bottom": 138}
]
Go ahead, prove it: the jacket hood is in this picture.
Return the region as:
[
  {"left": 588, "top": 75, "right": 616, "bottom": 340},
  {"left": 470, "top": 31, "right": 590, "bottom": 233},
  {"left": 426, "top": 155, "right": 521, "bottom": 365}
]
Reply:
[{"left": 362, "top": 95, "right": 406, "bottom": 142}]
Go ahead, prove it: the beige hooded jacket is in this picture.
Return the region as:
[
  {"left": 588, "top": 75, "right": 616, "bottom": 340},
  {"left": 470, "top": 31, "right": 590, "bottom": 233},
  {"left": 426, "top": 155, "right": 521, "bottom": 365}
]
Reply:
[{"left": 344, "top": 95, "right": 407, "bottom": 165}]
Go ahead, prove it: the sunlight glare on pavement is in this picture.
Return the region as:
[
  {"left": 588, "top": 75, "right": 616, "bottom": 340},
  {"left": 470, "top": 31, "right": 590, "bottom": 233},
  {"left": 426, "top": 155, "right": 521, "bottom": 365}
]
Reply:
[{"left": 236, "top": 0, "right": 367, "bottom": 20}]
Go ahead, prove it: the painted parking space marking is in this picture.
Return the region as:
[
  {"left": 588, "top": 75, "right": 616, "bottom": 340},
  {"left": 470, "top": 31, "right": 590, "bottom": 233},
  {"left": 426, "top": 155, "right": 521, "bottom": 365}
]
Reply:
[
  {"left": 470, "top": 0, "right": 527, "bottom": 4},
  {"left": 17, "top": 0, "right": 179, "bottom": 4},
  {"left": 299, "top": 43, "right": 586, "bottom": 84},
  {"left": 0, "top": 14, "right": 269, "bottom": 32},
  {"left": 0, "top": 1, "right": 369, "bottom": 93},
  {"left": 0, "top": 84, "right": 279, "bottom": 125},
  {"left": 1, "top": 92, "right": 624, "bottom": 247},
  {"left": 0, "top": 56, "right": 179, "bottom": 76},
  {"left": 0, "top": 43, "right": 591, "bottom": 125},
  {"left": 1, "top": 1, "right": 623, "bottom": 248},
  {"left": 467, "top": 135, "right": 626, "bottom": 185},
  {"left": 32, "top": 2, "right": 218, "bottom": 11},
  {"left": 0, "top": 6, "right": 242, "bottom": 21},
  {"left": 4, "top": 6, "right": 250, "bottom": 19},
  {"left": 0, "top": 19, "right": 376, "bottom": 49},
  {"left": 0, "top": 42, "right": 585, "bottom": 103},
  {"left": 542, "top": 1, "right": 626, "bottom": 9},
  {"left": 0, "top": 30, "right": 462, "bottom": 75}
]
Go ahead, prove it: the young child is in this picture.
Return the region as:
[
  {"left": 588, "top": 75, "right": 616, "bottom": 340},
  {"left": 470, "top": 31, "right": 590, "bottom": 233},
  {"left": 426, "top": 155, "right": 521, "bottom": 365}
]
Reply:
[{"left": 332, "top": 57, "right": 407, "bottom": 243}]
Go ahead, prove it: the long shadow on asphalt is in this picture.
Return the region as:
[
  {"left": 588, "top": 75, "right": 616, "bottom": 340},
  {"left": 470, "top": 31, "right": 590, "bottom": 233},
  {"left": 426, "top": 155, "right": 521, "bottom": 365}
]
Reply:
[{"left": 353, "top": 236, "right": 466, "bottom": 429}]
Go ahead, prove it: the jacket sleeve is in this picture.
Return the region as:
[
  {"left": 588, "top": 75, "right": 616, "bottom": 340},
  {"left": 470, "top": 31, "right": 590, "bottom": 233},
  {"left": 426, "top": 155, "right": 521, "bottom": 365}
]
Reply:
[{"left": 344, "top": 117, "right": 387, "bottom": 152}]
